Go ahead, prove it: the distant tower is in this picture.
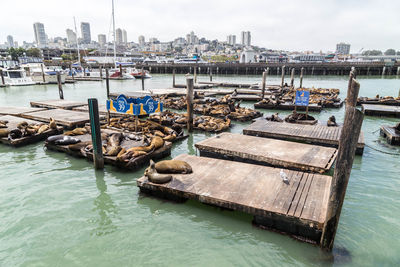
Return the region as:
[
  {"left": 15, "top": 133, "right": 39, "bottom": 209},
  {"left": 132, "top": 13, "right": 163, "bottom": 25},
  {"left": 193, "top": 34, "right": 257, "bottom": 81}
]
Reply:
[
  {"left": 227, "top": 35, "right": 236, "bottom": 46},
  {"left": 7, "top": 35, "right": 14, "bottom": 48},
  {"left": 122, "top": 29, "right": 127, "bottom": 44},
  {"left": 80, "top": 22, "right": 91, "bottom": 44},
  {"left": 33, "top": 22, "right": 47, "bottom": 47},
  {"left": 98, "top": 34, "right": 106, "bottom": 48},
  {"left": 138, "top": 35, "right": 145, "bottom": 46},
  {"left": 336, "top": 42, "right": 351, "bottom": 55},
  {"left": 66, "top": 29, "right": 77, "bottom": 45},
  {"left": 241, "top": 31, "right": 251, "bottom": 47},
  {"left": 115, "top": 28, "right": 123, "bottom": 45}
]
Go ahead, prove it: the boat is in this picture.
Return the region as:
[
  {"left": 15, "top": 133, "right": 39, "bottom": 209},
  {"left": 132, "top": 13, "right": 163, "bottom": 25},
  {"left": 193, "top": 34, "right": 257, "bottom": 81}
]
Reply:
[
  {"left": 0, "top": 67, "right": 36, "bottom": 86},
  {"left": 130, "top": 67, "right": 152, "bottom": 79},
  {"left": 20, "top": 58, "right": 66, "bottom": 84}
]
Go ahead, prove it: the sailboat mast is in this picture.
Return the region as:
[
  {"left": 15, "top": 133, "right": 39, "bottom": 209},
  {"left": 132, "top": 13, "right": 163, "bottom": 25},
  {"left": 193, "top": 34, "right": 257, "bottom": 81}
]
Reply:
[
  {"left": 112, "top": 0, "right": 117, "bottom": 68},
  {"left": 73, "top": 16, "right": 81, "bottom": 68}
]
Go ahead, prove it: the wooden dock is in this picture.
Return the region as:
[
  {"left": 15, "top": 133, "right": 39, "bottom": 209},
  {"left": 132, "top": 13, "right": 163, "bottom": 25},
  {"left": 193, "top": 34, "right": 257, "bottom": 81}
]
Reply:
[
  {"left": 231, "top": 94, "right": 262, "bottom": 101},
  {"left": 0, "top": 106, "right": 46, "bottom": 116},
  {"left": 362, "top": 104, "right": 400, "bottom": 117},
  {"left": 195, "top": 133, "right": 337, "bottom": 173},
  {"left": 46, "top": 129, "right": 172, "bottom": 170},
  {"left": 137, "top": 154, "right": 332, "bottom": 243},
  {"left": 0, "top": 115, "right": 63, "bottom": 146},
  {"left": 254, "top": 102, "right": 323, "bottom": 112},
  {"left": 72, "top": 104, "right": 123, "bottom": 117},
  {"left": 66, "top": 77, "right": 102, "bottom": 82},
  {"left": 243, "top": 120, "right": 365, "bottom": 155},
  {"left": 21, "top": 109, "right": 98, "bottom": 129},
  {"left": 30, "top": 99, "right": 87, "bottom": 110},
  {"left": 110, "top": 88, "right": 234, "bottom": 99},
  {"left": 357, "top": 99, "right": 400, "bottom": 106},
  {"left": 380, "top": 125, "right": 400, "bottom": 145}
]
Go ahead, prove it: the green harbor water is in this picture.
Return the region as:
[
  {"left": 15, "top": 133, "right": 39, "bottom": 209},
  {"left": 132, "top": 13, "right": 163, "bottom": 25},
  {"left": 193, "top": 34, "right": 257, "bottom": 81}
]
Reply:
[{"left": 0, "top": 74, "right": 399, "bottom": 266}]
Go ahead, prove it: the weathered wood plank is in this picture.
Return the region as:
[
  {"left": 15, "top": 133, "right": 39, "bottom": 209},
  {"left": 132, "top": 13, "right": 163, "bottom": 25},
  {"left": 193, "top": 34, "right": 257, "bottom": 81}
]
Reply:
[
  {"left": 30, "top": 99, "right": 87, "bottom": 110},
  {"left": 195, "top": 133, "right": 337, "bottom": 173},
  {"left": 0, "top": 106, "right": 47, "bottom": 116},
  {"left": 380, "top": 125, "right": 400, "bottom": 145},
  {"left": 362, "top": 104, "right": 400, "bottom": 117}
]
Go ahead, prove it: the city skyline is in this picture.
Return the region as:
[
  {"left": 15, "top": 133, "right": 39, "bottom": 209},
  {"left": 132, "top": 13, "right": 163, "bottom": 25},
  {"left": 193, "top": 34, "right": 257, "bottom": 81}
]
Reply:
[{"left": 0, "top": 0, "right": 399, "bottom": 52}]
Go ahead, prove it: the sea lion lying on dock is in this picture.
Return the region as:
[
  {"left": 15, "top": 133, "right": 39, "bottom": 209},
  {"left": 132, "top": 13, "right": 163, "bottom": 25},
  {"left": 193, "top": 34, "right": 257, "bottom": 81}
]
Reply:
[
  {"left": 54, "top": 136, "right": 81, "bottom": 145},
  {"left": 0, "top": 120, "right": 8, "bottom": 128},
  {"left": 0, "top": 129, "right": 9, "bottom": 138},
  {"left": 144, "top": 159, "right": 172, "bottom": 184},
  {"left": 285, "top": 111, "right": 316, "bottom": 123},
  {"left": 155, "top": 160, "right": 192, "bottom": 174},
  {"left": 327, "top": 115, "right": 338, "bottom": 127},
  {"left": 64, "top": 127, "right": 87, "bottom": 136},
  {"left": 265, "top": 113, "right": 283, "bottom": 122}
]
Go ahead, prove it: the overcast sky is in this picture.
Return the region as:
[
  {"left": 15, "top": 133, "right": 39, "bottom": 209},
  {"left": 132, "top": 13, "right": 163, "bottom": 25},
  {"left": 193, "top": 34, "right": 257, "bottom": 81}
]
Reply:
[{"left": 1, "top": 0, "right": 399, "bottom": 53}]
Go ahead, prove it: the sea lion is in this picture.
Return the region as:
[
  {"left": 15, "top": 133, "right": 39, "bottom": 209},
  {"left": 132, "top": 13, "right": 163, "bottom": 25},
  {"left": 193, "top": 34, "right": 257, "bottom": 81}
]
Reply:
[
  {"left": 64, "top": 128, "right": 87, "bottom": 136},
  {"left": 151, "top": 136, "right": 164, "bottom": 149},
  {"left": 49, "top": 118, "right": 57, "bottom": 129},
  {"left": 25, "top": 127, "right": 37, "bottom": 136},
  {"left": 327, "top": 115, "right": 337, "bottom": 127},
  {"left": 46, "top": 135, "right": 65, "bottom": 144},
  {"left": 17, "top": 121, "right": 28, "bottom": 129},
  {"left": 37, "top": 124, "right": 49, "bottom": 134},
  {"left": 0, "top": 129, "right": 9, "bottom": 138},
  {"left": 155, "top": 160, "right": 193, "bottom": 174},
  {"left": 54, "top": 136, "right": 81, "bottom": 145},
  {"left": 105, "top": 133, "right": 123, "bottom": 156},
  {"left": 0, "top": 120, "right": 7, "bottom": 128},
  {"left": 68, "top": 141, "right": 92, "bottom": 152},
  {"left": 9, "top": 129, "right": 22, "bottom": 139},
  {"left": 145, "top": 160, "right": 172, "bottom": 184},
  {"left": 395, "top": 122, "right": 400, "bottom": 131},
  {"left": 163, "top": 133, "right": 176, "bottom": 142}
]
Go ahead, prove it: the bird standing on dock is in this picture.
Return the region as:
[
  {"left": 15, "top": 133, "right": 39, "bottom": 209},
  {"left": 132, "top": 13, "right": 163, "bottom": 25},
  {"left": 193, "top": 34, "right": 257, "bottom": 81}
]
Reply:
[{"left": 280, "top": 169, "right": 290, "bottom": 185}]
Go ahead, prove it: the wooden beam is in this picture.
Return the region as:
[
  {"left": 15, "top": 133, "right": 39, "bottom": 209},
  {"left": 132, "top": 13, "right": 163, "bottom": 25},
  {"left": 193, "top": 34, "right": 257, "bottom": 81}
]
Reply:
[{"left": 186, "top": 77, "right": 194, "bottom": 132}]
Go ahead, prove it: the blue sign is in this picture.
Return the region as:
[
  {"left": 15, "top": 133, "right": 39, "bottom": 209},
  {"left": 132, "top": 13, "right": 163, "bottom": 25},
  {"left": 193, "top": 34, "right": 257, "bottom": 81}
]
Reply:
[
  {"left": 295, "top": 90, "right": 310, "bottom": 106},
  {"left": 107, "top": 94, "right": 163, "bottom": 115}
]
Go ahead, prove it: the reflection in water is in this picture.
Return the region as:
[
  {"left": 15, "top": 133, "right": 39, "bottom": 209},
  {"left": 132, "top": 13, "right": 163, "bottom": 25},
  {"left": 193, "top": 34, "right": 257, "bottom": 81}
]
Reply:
[
  {"left": 187, "top": 133, "right": 195, "bottom": 155},
  {"left": 91, "top": 170, "right": 118, "bottom": 236}
]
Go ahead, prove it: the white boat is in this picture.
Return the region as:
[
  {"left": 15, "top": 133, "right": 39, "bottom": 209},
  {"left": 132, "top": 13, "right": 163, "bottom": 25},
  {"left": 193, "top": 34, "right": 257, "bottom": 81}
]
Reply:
[
  {"left": 19, "top": 57, "right": 66, "bottom": 84},
  {"left": 0, "top": 67, "right": 36, "bottom": 86}
]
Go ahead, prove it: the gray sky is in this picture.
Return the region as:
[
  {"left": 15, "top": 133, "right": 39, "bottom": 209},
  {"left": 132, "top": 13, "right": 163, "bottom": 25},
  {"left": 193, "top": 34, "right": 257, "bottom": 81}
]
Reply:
[{"left": 1, "top": 0, "right": 399, "bottom": 53}]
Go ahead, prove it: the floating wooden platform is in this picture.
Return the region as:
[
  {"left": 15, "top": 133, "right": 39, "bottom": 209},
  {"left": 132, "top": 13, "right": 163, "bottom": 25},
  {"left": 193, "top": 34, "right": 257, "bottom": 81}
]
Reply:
[
  {"left": 0, "top": 115, "right": 63, "bottom": 147},
  {"left": 243, "top": 120, "right": 365, "bottom": 155},
  {"left": 254, "top": 102, "right": 323, "bottom": 112},
  {"left": 231, "top": 94, "right": 262, "bottom": 101},
  {"left": 46, "top": 129, "right": 172, "bottom": 170},
  {"left": 195, "top": 133, "right": 337, "bottom": 173},
  {"left": 21, "top": 109, "right": 98, "bottom": 129},
  {"left": 362, "top": 104, "right": 400, "bottom": 117},
  {"left": 0, "top": 106, "right": 46, "bottom": 116},
  {"left": 67, "top": 77, "right": 102, "bottom": 81},
  {"left": 72, "top": 104, "right": 123, "bottom": 117},
  {"left": 174, "top": 84, "right": 214, "bottom": 89},
  {"left": 110, "top": 88, "right": 234, "bottom": 99},
  {"left": 137, "top": 154, "right": 332, "bottom": 244},
  {"left": 198, "top": 81, "right": 259, "bottom": 88},
  {"left": 380, "top": 125, "right": 400, "bottom": 145},
  {"left": 30, "top": 99, "right": 87, "bottom": 110},
  {"left": 357, "top": 99, "right": 400, "bottom": 106}
]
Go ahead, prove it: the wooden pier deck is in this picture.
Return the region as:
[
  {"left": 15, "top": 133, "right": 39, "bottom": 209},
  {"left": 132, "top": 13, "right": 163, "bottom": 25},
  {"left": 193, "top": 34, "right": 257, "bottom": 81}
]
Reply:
[
  {"left": 137, "top": 154, "right": 332, "bottom": 243},
  {"left": 231, "top": 94, "right": 262, "bottom": 101},
  {"left": 0, "top": 115, "right": 63, "bottom": 146},
  {"left": 21, "top": 109, "right": 99, "bottom": 129},
  {"left": 30, "top": 99, "right": 87, "bottom": 110},
  {"left": 243, "top": 120, "right": 365, "bottom": 155},
  {"left": 195, "top": 133, "right": 337, "bottom": 173},
  {"left": 380, "top": 125, "right": 400, "bottom": 145},
  {"left": 254, "top": 102, "right": 323, "bottom": 112},
  {"left": 362, "top": 104, "right": 400, "bottom": 117},
  {"left": 110, "top": 88, "right": 234, "bottom": 99},
  {"left": 357, "top": 99, "right": 400, "bottom": 106},
  {"left": 72, "top": 104, "right": 123, "bottom": 117},
  {"left": 0, "top": 106, "right": 46, "bottom": 116}
]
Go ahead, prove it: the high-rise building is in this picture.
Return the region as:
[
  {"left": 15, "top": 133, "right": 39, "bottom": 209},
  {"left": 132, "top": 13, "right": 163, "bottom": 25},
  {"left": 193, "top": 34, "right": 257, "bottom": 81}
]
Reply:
[
  {"left": 122, "top": 29, "right": 127, "bottom": 44},
  {"left": 227, "top": 35, "right": 236, "bottom": 46},
  {"left": 138, "top": 35, "right": 145, "bottom": 46},
  {"left": 7, "top": 35, "right": 14, "bottom": 48},
  {"left": 115, "top": 28, "right": 123, "bottom": 45},
  {"left": 33, "top": 22, "right": 47, "bottom": 47},
  {"left": 80, "top": 22, "right": 91, "bottom": 44},
  {"left": 98, "top": 34, "right": 106, "bottom": 47},
  {"left": 336, "top": 42, "right": 350, "bottom": 55},
  {"left": 149, "top": 37, "right": 158, "bottom": 44},
  {"left": 241, "top": 31, "right": 251, "bottom": 47},
  {"left": 66, "top": 29, "right": 77, "bottom": 44}
]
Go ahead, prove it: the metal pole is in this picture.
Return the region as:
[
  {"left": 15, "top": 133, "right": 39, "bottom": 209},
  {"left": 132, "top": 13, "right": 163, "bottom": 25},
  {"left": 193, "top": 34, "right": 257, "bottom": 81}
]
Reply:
[
  {"left": 186, "top": 77, "right": 194, "bottom": 132},
  {"left": 88, "top": 98, "right": 104, "bottom": 169},
  {"left": 57, "top": 71, "right": 64, "bottom": 99}
]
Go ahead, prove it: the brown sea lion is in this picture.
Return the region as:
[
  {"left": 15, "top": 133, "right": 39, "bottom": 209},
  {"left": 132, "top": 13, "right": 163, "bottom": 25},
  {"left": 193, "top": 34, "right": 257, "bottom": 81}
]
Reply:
[
  {"left": 105, "top": 133, "right": 123, "bottom": 156},
  {"left": 68, "top": 141, "right": 92, "bottom": 152},
  {"left": 327, "top": 115, "right": 337, "bottom": 127},
  {"left": 145, "top": 160, "right": 172, "bottom": 184},
  {"left": 17, "top": 121, "right": 28, "bottom": 129},
  {"left": 151, "top": 136, "right": 164, "bottom": 149},
  {"left": 64, "top": 128, "right": 87, "bottom": 136},
  {"left": 38, "top": 124, "right": 49, "bottom": 134},
  {"left": 155, "top": 160, "right": 192, "bottom": 174},
  {"left": 0, "top": 129, "right": 9, "bottom": 138},
  {"left": 49, "top": 118, "right": 57, "bottom": 129}
]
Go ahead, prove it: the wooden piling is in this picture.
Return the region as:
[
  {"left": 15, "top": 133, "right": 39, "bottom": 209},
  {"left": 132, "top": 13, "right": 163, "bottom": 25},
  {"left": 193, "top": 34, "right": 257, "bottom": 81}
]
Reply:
[
  {"left": 88, "top": 98, "right": 104, "bottom": 169},
  {"left": 290, "top": 68, "right": 295, "bottom": 88},
  {"left": 397, "top": 67, "right": 400, "bottom": 76},
  {"left": 119, "top": 64, "right": 123, "bottom": 77},
  {"left": 105, "top": 69, "right": 110, "bottom": 125},
  {"left": 0, "top": 69, "right": 5, "bottom": 85},
  {"left": 41, "top": 64, "right": 46, "bottom": 83},
  {"left": 172, "top": 68, "right": 176, "bottom": 87},
  {"left": 320, "top": 70, "right": 363, "bottom": 250},
  {"left": 210, "top": 67, "right": 213, "bottom": 81},
  {"left": 300, "top": 67, "right": 304, "bottom": 88},
  {"left": 281, "top": 65, "right": 285, "bottom": 87},
  {"left": 261, "top": 68, "right": 269, "bottom": 100},
  {"left": 194, "top": 65, "right": 197, "bottom": 84},
  {"left": 99, "top": 66, "right": 103, "bottom": 79},
  {"left": 57, "top": 72, "right": 64, "bottom": 100},
  {"left": 186, "top": 77, "right": 194, "bottom": 132},
  {"left": 141, "top": 67, "right": 145, "bottom": 91}
]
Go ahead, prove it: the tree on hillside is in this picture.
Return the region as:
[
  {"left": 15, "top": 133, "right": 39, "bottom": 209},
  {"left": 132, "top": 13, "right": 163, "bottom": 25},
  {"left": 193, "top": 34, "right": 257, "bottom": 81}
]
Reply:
[
  {"left": 384, "top": 49, "right": 396, "bottom": 55},
  {"left": 26, "top": 48, "right": 41, "bottom": 57},
  {"left": 8, "top": 47, "right": 26, "bottom": 60},
  {"left": 362, "top": 50, "right": 383, "bottom": 56}
]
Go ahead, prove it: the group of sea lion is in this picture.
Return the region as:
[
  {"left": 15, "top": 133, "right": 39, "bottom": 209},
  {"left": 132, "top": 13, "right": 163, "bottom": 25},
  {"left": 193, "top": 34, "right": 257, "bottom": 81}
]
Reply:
[
  {"left": 0, "top": 118, "right": 57, "bottom": 139},
  {"left": 284, "top": 111, "right": 316, "bottom": 123},
  {"left": 358, "top": 95, "right": 400, "bottom": 103},
  {"left": 144, "top": 159, "right": 192, "bottom": 184},
  {"left": 149, "top": 111, "right": 231, "bottom": 132}
]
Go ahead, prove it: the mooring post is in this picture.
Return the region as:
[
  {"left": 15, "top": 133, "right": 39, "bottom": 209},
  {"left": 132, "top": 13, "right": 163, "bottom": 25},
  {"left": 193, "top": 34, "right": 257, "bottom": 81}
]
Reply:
[
  {"left": 88, "top": 98, "right": 104, "bottom": 170},
  {"left": 210, "top": 67, "right": 213, "bottom": 81},
  {"left": 194, "top": 65, "right": 197, "bottom": 84},
  {"left": 300, "top": 67, "right": 304, "bottom": 88},
  {"left": 105, "top": 69, "right": 110, "bottom": 125},
  {"left": 172, "top": 68, "right": 176, "bottom": 87},
  {"left": 119, "top": 64, "right": 123, "bottom": 78},
  {"left": 56, "top": 71, "right": 64, "bottom": 99},
  {"left": 320, "top": 69, "right": 363, "bottom": 250},
  {"left": 186, "top": 77, "right": 194, "bottom": 132},
  {"left": 397, "top": 66, "right": 400, "bottom": 76},
  {"left": 281, "top": 65, "right": 285, "bottom": 87},
  {"left": 0, "top": 69, "right": 5, "bottom": 85},
  {"left": 41, "top": 64, "right": 46, "bottom": 83},
  {"left": 261, "top": 68, "right": 269, "bottom": 100},
  {"left": 141, "top": 67, "right": 145, "bottom": 91},
  {"left": 290, "top": 68, "right": 295, "bottom": 88},
  {"left": 99, "top": 66, "right": 103, "bottom": 79}
]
